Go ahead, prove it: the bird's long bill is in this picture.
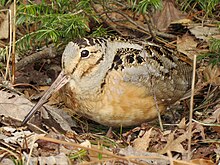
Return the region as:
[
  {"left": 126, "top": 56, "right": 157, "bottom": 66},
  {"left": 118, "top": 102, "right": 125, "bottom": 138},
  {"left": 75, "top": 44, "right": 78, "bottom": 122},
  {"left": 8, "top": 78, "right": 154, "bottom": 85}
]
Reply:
[{"left": 22, "top": 70, "right": 70, "bottom": 125}]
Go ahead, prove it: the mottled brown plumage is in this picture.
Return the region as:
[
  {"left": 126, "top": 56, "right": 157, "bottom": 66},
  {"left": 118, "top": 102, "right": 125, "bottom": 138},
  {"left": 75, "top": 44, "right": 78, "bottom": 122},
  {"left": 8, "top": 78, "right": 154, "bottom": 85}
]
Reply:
[{"left": 23, "top": 36, "right": 192, "bottom": 127}]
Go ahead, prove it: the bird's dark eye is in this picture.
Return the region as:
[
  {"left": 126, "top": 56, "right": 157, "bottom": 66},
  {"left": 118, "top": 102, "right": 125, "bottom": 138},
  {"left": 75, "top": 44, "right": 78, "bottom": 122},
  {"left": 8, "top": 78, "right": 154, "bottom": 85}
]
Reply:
[{"left": 81, "top": 50, "right": 90, "bottom": 58}]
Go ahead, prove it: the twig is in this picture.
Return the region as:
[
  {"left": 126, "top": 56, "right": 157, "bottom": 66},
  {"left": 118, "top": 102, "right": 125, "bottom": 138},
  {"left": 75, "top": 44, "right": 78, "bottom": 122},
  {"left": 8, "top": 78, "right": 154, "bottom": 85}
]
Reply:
[
  {"left": 187, "top": 54, "right": 197, "bottom": 160},
  {"left": 94, "top": 1, "right": 151, "bottom": 35},
  {"left": 0, "top": 146, "right": 20, "bottom": 160},
  {"left": 143, "top": 14, "right": 156, "bottom": 40},
  {"left": 25, "top": 135, "right": 200, "bottom": 165},
  {"left": 80, "top": 158, "right": 120, "bottom": 165},
  {"left": 91, "top": 1, "right": 124, "bottom": 35},
  {"left": 153, "top": 91, "right": 163, "bottom": 131},
  {"left": 26, "top": 134, "right": 37, "bottom": 165},
  {"left": 167, "top": 151, "right": 174, "bottom": 165},
  {"left": 155, "top": 31, "right": 177, "bottom": 40},
  {"left": 4, "top": 9, "right": 12, "bottom": 81},
  {"left": 37, "top": 136, "right": 199, "bottom": 165},
  {"left": 151, "top": 79, "right": 163, "bottom": 131},
  {"left": 192, "top": 119, "right": 220, "bottom": 127},
  {"left": 93, "top": 2, "right": 177, "bottom": 40},
  {"left": 113, "top": 10, "right": 150, "bottom": 34},
  {"left": 11, "top": 1, "right": 16, "bottom": 84},
  {"left": 194, "top": 99, "right": 220, "bottom": 111},
  {"left": 16, "top": 45, "right": 56, "bottom": 71},
  {"left": 12, "top": 83, "right": 40, "bottom": 92},
  {"left": 0, "top": 84, "right": 23, "bottom": 95},
  {"left": 30, "top": 135, "right": 144, "bottom": 165}
]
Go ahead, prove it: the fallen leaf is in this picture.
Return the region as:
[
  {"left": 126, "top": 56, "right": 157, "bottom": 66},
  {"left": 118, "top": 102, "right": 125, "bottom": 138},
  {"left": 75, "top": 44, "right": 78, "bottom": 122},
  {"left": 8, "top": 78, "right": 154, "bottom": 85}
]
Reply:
[
  {"left": 203, "top": 65, "right": 220, "bottom": 86},
  {"left": 189, "top": 25, "right": 220, "bottom": 42},
  {"left": 119, "top": 146, "right": 170, "bottom": 165},
  {"left": 0, "top": 90, "right": 35, "bottom": 121},
  {"left": 2, "top": 126, "right": 41, "bottom": 149},
  {"left": 178, "top": 118, "right": 186, "bottom": 129},
  {"left": 203, "top": 104, "right": 220, "bottom": 123},
  {"left": 80, "top": 140, "right": 91, "bottom": 148},
  {"left": 36, "top": 153, "right": 70, "bottom": 165},
  {"left": 177, "top": 33, "right": 204, "bottom": 59},
  {"left": 0, "top": 12, "right": 9, "bottom": 39},
  {"left": 133, "top": 128, "right": 152, "bottom": 151},
  {"left": 158, "top": 131, "right": 187, "bottom": 154},
  {"left": 213, "top": 105, "right": 220, "bottom": 123},
  {"left": 0, "top": 158, "right": 14, "bottom": 165},
  {"left": 192, "top": 122, "right": 206, "bottom": 140},
  {"left": 152, "top": 0, "right": 187, "bottom": 31},
  {"left": 192, "top": 145, "right": 216, "bottom": 160},
  {"left": 0, "top": 90, "right": 75, "bottom": 132}
]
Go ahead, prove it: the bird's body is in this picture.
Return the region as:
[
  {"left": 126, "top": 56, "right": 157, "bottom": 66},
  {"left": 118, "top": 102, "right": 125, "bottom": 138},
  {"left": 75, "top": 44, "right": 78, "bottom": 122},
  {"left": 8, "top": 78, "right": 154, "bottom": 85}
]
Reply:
[
  {"left": 58, "top": 36, "right": 192, "bottom": 127},
  {"left": 22, "top": 36, "right": 192, "bottom": 126}
]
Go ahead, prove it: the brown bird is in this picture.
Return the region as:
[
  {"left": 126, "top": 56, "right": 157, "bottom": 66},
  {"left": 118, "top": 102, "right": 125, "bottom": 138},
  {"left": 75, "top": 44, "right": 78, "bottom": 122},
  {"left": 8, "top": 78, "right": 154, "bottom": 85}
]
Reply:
[{"left": 22, "top": 36, "right": 192, "bottom": 127}]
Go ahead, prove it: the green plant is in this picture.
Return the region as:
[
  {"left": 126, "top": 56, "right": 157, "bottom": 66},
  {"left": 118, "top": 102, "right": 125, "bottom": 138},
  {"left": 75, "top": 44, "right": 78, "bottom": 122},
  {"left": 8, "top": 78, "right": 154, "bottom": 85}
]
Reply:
[
  {"left": 179, "top": 0, "right": 220, "bottom": 17},
  {"left": 128, "top": 0, "right": 162, "bottom": 14},
  {"left": 208, "top": 38, "right": 220, "bottom": 65},
  {"left": 10, "top": 156, "right": 24, "bottom": 165},
  {"left": 198, "top": 38, "right": 220, "bottom": 65},
  {"left": 15, "top": 0, "right": 108, "bottom": 52},
  {"left": 69, "top": 149, "right": 88, "bottom": 161},
  {"left": 0, "top": 0, "right": 12, "bottom": 7}
]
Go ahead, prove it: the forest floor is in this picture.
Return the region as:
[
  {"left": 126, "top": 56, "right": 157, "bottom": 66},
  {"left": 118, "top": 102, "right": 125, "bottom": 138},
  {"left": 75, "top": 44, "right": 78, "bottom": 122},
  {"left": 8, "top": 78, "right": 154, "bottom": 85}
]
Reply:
[{"left": 0, "top": 1, "right": 220, "bottom": 164}]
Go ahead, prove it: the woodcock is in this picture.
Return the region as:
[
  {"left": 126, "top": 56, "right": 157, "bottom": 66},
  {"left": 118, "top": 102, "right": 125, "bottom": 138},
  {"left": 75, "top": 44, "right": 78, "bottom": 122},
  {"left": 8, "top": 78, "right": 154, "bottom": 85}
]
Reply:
[{"left": 22, "top": 36, "right": 193, "bottom": 127}]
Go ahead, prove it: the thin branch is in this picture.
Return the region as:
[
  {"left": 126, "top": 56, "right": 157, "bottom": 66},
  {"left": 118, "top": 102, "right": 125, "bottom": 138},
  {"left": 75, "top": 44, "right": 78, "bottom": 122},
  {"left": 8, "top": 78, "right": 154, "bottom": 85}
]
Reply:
[
  {"left": 187, "top": 54, "right": 197, "bottom": 160},
  {"left": 28, "top": 135, "right": 199, "bottom": 165},
  {"left": 31, "top": 135, "right": 144, "bottom": 165},
  {"left": 12, "top": 1, "right": 16, "bottom": 84},
  {"left": 93, "top": 3, "right": 177, "bottom": 40},
  {"left": 4, "top": 9, "right": 12, "bottom": 81},
  {"left": 16, "top": 45, "right": 57, "bottom": 71},
  {"left": 143, "top": 14, "right": 156, "bottom": 40},
  {"left": 151, "top": 78, "right": 163, "bottom": 131}
]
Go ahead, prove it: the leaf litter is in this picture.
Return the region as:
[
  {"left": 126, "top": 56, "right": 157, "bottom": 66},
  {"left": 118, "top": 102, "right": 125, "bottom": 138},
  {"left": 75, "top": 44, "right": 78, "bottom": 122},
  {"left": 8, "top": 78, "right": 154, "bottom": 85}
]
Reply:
[{"left": 0, "top": 1, "right": 220, "bottom": 164}]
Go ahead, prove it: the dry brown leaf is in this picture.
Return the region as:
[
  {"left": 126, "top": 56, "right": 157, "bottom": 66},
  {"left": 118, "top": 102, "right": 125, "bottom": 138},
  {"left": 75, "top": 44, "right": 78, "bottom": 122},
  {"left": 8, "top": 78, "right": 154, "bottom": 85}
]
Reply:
[
  {"left": 80, "top": 140, "right": 91, "bottom": 148},
  {"left": 213, "top": 105, "right": 220, "bottom": 123},
  {"left": 3, "top": 126, "right": 38, "bottom": 148},
  {"left": 0, "top": 12, "right": 9, "bottom": 39},
  {"left": 189, "top": 25, "right": 220, "bottom": 42},
  {"left": 0, "top": 90, "right": 75, "bottom": 132},
  {"left": 133, "top": 128, "right": 152, "bottom": 151},
  {"left": 211, "top": 34, "right": 220, "bottom": 40},
  {"left": 203, "top": 65, "right": 220, "bottom": 86},
  {"left": 119, "top": 146, "right": 170, "bottom": 165},
  {"left": 0, "top": 158, "right": 14, "bottom": 165},
  {"left": 152, "top": 0, "right": 186, "bottom": 31},
  {"left": 158, "top": 131, "right": 187, "bottom": 154},
  {"left": 192, "top": 123, "right": 206, "bottom": 140},
  {"left": 178, "top": 118, "right": 186, "bottom": 129},
  {"left": 0, "top": 90, "right": 34, "bottom": 121},
  {"left": 203, "top": 104, "right": 220, "bottom": 123},
  {"left": 48, "top": 90, "right": 63, "bottom": 105},
  {"left": 177, "top": 33, "right": 203, "bottom": 59},
  {"left": 34, "top": 153, "right": 70, "bottom": 165},
  {"left": 43, "top": 105, "right": 76, "bottom": 131}
]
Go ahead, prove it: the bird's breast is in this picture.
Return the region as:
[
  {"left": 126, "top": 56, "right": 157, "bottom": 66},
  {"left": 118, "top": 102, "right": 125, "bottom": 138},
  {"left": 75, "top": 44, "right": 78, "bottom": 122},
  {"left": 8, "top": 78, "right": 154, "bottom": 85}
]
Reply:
[{"left": 60, "top": 70, "right": 167, "bottom": 127}]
